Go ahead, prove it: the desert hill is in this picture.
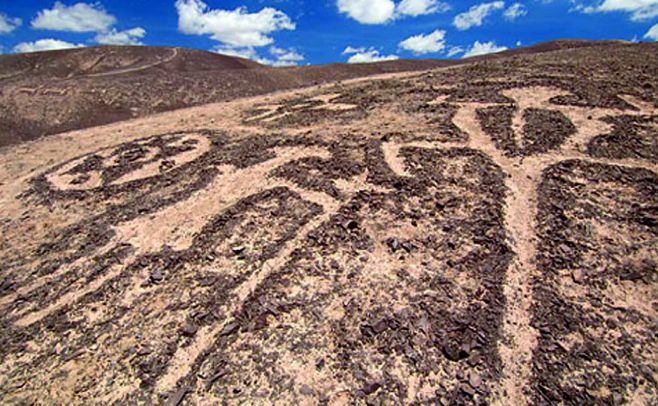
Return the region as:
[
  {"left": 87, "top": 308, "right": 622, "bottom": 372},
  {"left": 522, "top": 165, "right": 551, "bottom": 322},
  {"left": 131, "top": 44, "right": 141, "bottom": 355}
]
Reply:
[
  {"left": 0, "top": 40, "right": 629, "bottom": 147},
  {"left": 0, "top": 40, "right": 656, "bottom": 405},
  {"left": 0, "top": 45, "right": 454, "bottom": 147}
]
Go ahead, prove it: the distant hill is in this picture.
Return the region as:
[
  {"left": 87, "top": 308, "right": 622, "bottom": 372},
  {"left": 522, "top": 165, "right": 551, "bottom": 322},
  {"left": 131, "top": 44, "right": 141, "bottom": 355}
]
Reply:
[{"left": 0, "top": 40, "right": 634, "bottom": 147}]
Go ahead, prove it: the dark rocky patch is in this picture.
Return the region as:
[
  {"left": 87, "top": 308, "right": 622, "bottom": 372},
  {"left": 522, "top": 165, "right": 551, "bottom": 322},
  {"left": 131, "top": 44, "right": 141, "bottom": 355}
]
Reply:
[
  {"left": 588, "top": 115, "right": 658, "bottom": 163},
  {"left": 531, "top": 160, "right": 658, "bottom": 405}
]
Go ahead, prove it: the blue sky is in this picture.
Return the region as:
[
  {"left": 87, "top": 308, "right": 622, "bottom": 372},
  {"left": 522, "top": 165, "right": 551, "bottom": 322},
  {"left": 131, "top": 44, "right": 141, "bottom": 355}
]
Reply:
[{"left": 0, "top": 1, "right": 657, "bottom": 65}]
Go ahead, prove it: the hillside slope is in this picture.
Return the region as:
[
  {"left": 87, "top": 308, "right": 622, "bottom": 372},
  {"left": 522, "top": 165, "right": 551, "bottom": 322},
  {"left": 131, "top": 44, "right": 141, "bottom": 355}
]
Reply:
[
  {"left": 0, "top": 40, "right": 625, "bottom": 147},
  {"left": 0, "top": 45, "right": 452, "bottom": 147},
  {"left": 0, "top": 40, "right": 656, "bottom": 405}
]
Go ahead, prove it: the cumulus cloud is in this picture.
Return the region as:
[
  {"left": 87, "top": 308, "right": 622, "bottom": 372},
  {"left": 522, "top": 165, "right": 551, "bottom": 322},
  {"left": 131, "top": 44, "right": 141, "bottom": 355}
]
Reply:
[
  {"left": 337, "top": 0, "right": 396, "bottom": 24},
  {"left": 268, "top": 46, "right": 305, "bottom": 66},
  {"left": 175, "top": 0, "right": 295, "bottom": 47},
  {"left": 214, "top": 45, "right": 304, "bottom": 66},
  {"left": 645, "top": 23, "right": 658, "bottom": 40},
  {"left": 462, "top": 40, "right": 507, "bottom": 57},
  {"left": 94, "top": 27, "right": 145, "bottom": 45},
  {"left": 504, "top": 3, "right": 527, "bottom": 20},
  {"left": 454, "top": 1, "right": 505, "bottom": 30},
  {"left": 342, "top": 46, "right": 399, "bottom": 63},
  {"left": 399, "top": 30, "right": 446, "bottom": 54},
  {"left": 13, "top": 38, "right": 85, "bottom": 53},
  {"left": 31, "top": 2, "right": 116, "bottom": 32},
  {"left": 397, "top": 0, "right": 451, "bottom": 16},
  {"left": 337, "top": 0, "right": 448, "bottom": 24},
  {"left": 29, "top": 2, "right": 147, "bottom": 46},
  {"left": 447, "top": 46, "right": 464, "bottom": 57},
  {"left": 213, "top": 45, "right": 259, "bottom": 59},
  {"left": 0, "top": 13, "right": 22, "bottom": 34},
  {"left": 577, "top": 0, "right": 658, "bottom": 21}
]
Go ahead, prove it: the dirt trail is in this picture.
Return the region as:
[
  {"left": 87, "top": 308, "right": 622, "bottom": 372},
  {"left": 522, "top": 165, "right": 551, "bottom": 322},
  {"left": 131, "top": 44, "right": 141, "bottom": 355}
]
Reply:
[{"left": 82, "top": 48, "right": 179, "bottom": 78}]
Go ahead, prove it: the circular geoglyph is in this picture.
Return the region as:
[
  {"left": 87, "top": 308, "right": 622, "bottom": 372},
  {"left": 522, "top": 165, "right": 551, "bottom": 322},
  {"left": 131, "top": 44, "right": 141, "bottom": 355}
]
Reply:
[{"left": 46, "top": 132, "right": 211, "bottom": 191}]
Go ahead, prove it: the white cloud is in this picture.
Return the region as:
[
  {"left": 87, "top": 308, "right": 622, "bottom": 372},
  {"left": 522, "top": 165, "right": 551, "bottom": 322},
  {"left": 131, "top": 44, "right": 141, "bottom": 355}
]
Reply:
[
  {"left": 175, "top": 0, "right": 295, "bottom": 47},
  {"left": 269, "top": 46, "right": 304, "bottom": 66},
  {"left": 338, "top": 0, "right": 449, "bottom": 23},
  {"left": 13, "top": 38, "right": 85, "bottom": 53},
  {"left": 342, "top": 46, "right": 399, "bottom": 63},
  {"left": 0, "top": 13, "right": 22, "bottom": 34},
  {"left": 214, "top": 45, "right": 305, "bottom": 67},
  {"left": 447, "top": 46, "right": 464, "bottom": 56},
  {"left": 214, "top": 45, "right": 258, "bottom": 59},
  {"left": 94, "top": 27, "right": 146, "bottom": 45},
  {"left": 31, "top": 2, "right": 116, "bottom": 32},
  {"left": 337, "top": 0, "right": 396, "bottom": 24},
  {"left": 399, "top": 29, "right": 446, "bottom": 54},
  {"left": 454, "top": 1, "right": 505, "bottom": 30},
  {"left": 462, "top": 40, "right": 507, "bottom": 57},
  {"left": 397, "top": 0, "right": 451, "bottom": 16},
  {"left": 645, "top": 23, "right": 658, "bottom": 40},
  {"left": 30, "top": 3, "right": 148, "bottom": 46},
  {"left": 504, "top": 3, "right": 527, "bottom": 20},
  {"left": 578, "top": 0, "right": 658, "bottom": 21}
]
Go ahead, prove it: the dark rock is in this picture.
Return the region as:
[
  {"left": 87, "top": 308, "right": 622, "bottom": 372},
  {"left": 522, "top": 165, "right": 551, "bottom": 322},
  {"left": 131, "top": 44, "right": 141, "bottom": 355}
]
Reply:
[
  {"left": 373, "top": 319, "right": 388, "bottom": 334},
  {"left": 137, "top": 347, "right": 153, "bottom": 356},
  {"left": 387, "top": 238, "right": 400, "bottom": 252},
  {"left": 362, "top": 381, "right": 381, "bottom": 395},
  {"left": 419, "top": 314, "right": 430, "bottom": 334},
  {"left": 149, "top": 269, "right": 164, "bottom": 283},
  {"left": 220, "top": 321, "right": 239, "bottom": 336},
  {"left": 460, "top": 383, "right": 475, "bottom": 397},
  {"left": 182, "top": 323, "right": 198, "bottom": 337},
  {"left": 316, "top": 358, "right": 325, "bottom": 370},
  {"left": 165, "top": 386, "right": 190, "bottom": 406},
  {"left": 443, "top": 341, "right": 469, "bottom": 362},
  {"left": 571, "top": 269, "right": 584, "bottom": 284},
  {"left": 344, "top": 220, "right": 359, "bottom": 230}
]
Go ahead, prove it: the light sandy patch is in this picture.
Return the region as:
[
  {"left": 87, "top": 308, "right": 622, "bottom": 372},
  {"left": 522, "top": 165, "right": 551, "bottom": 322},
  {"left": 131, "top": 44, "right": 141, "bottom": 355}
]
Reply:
[
  {"left": 309, "top": 94, "right": 357, "bottom": 111},
  {"left": 47, "top": 167, "right": 104, "bottom": 191},
  {"left": 311, "top": 103, "right": 356, "bottom": 111},
  {"left": 83, "top": 48, "right": 178, "bottom": 78},
  {"left": 243, "top": 104, "right": 282, "bottom": 122},
  {"left": 619, "top": 94, "right": 658, "bottom": 114},
  {"left": 427, "top": 94, "right": 450, "bottom": 106},
  {"left": 455, "top": 101, "right": 538, "bottom": 406},
  {"left": 114, "top": 146, "right": 330, "bottom": 254},
  {"left": 334, "top": 171, "right": 391, "bottom": 195}
]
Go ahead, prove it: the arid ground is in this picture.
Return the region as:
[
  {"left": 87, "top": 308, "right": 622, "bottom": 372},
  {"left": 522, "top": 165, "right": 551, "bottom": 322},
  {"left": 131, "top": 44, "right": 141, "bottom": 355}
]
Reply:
[{"left": 0, "top": 41, "right": 656, "bottom": 405}]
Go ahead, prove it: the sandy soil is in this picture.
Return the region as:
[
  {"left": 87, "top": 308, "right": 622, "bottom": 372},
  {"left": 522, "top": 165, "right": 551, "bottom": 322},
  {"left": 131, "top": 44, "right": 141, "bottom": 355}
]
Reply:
[{"left": 0, "top": 41, "right": 656, "bottom": 405}]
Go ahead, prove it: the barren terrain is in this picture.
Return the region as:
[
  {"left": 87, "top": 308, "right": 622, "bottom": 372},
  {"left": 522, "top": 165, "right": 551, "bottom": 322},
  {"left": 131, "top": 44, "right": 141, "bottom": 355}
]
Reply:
[{"left": 0, "top": 40, "right": 656, "bottom": 405}]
